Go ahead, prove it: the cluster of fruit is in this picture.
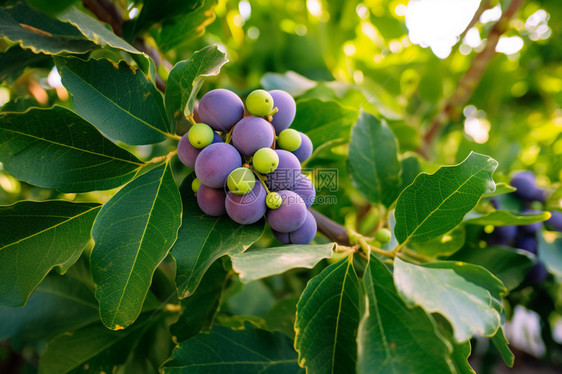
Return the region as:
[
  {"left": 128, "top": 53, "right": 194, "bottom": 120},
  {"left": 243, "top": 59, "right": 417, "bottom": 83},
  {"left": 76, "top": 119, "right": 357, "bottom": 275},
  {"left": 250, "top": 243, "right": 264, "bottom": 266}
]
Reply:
[
  {"left": 488, "top": 171, "right": 561, "bottom": 283},
  {"left": 177, "top": 88, "right": 317, "bottom": 244}
]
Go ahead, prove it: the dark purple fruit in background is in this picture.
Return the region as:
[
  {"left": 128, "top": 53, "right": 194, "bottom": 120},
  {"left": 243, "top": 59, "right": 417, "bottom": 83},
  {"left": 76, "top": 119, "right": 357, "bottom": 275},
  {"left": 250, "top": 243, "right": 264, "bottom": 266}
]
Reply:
[
  {"left": 518, "top": 210, "right": 543, "bottom": 235},
  {"left": 195, "top": 143, "right": 241, "bottom": 188},
  {"left": 526, "top": 262, "right": 548, "bottom": 284},
  {"left": 225, "top": 182, "right": 267, "bottom": 225},
  {"left": 232, "top": 116, "right": 275, "bottom": 156},
  {"left": 269, "top": 90, "right": 296, "bottom": 134},
  {"left": 272, "top": 229, "right": 290, "bottom": 244},
  {"left": 198, "top": 89, "right": 245, "bottom": 132},
  {"left": 177, "top": 132, "right": 222, "bottom": 168},
  {"left": 292, "top": 132, "right": 313, "bottom": 162},
  {"left": 546, "top": 211, "right": 562, "bottom": 231},
  {"left": 511, "top": 171, "right": 546, "bottom": 202},
  {"left": 489, "top": 225, "right": 517, "bottom": 246},
  {"left": 266, "top": 190, "right": 307, "bottom": 233},
  {"left": 515, "top": 235, "right": 538, "bottom": 254},
  {"left": 289, "top": 210, "right": 317, "bottom": 244},
  {"left": 265, "top": 150, "right": 301, "bottom": 191},
  {"left": 196, "top": 184, "right": 226, "bottom": 216}
]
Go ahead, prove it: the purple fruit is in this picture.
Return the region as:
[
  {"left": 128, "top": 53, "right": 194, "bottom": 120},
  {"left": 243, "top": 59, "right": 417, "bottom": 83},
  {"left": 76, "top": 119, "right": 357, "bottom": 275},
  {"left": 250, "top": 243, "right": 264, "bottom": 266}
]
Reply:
[
  {"left": 198, "top": 89, "right": 245, "bottom": 132},
  {"left": 269, "top": 90, "right": 296, "bottom": 134},
  {"left": 489, "top": 225, "right": 517, "bottom": 246},
  {"left": 292, "top": 132, "right": 313, "bottom": 162},
  {"left": 291, "top": 174, "right": 315, "bottom": 208},
  {"left": 195, "top": 143, "right": 241, "bottom": 188},
  {"left": 266, "top": 190, "right": 307, "bottom": 233},
  {"left": 225, "top": 182, "right": 267, "bottom": 224},
  {"left": 196, "top": 184, "right": 226, "bottom": 216},
  {"left": 526, "top": 262, "right": 548, "bottom": 284},
  {"left": 265, "top": 150, "right": 301, "bottom": 191},
  {"left": 289, "top": 210, "right": 317, "bottom": 244},
  {"left": 272, "top": 229, "right": 290, "bottom": 244},
  {"left": 511, "top": 171, "right": 546, "bottom": 202},
  {"left": 178, "top": 132, "right": 222, "bottom": 168},
  {"left": 515, "top": 235, "right": 538, "bottom": 254},
  {"left": 546, "top": 211, "right": 562, "bottom": 231},
  {"left": 519, "top": 210, "right": 543, "bottom": 235},
  {"left": 232, "top": 116, "right": 275, "bottom": 156}
]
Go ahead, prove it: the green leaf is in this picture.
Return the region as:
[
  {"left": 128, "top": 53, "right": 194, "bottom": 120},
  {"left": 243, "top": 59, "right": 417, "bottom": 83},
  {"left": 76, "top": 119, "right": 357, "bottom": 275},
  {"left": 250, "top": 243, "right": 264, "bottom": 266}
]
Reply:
[
  {"left": 394, "top": 152, "right": 498, "bottom": 244},
  {"left": 0, "top": 273, "right": 99, "bottom": 349},
  {"left": 55, "top": 56, "right": 170, "bottom": 145},
  {"left": 357, "top": 257, "right": 455, "bottom": 374},
  {"left": 465, "top": 210, "right": 551, "bottom": 226},
  {"left": 450, "top": 245, "right": 535, "bottom": 290},
  {"left": 39, "top": 314, "right": 161, "bottom": 374},
  {"left": 165, "top": 44, "right": 228, "bottom": 127},
  {"left": 410, "top": 226, "right": 466, "bottom": 258},
  {"left": 538, "top": 234, "right": 562, "bottom": 278},
  {"left": 491, "top": 328, "right": 515, "bottom": 367},
  {"left": 91, "top": 162, "right": 182, "bottom": 330},
  {"left": 57, "top": 7, "right": 141, "bottom": 55},
  {"left": 0, "top": 45, "right": 49, "bottom": 82},
  {"left": 263, "top": 298, "right": 298, "bottom": 338},
  {"left": 161, "top": 324, "right": 299, "bottom": 373},
  {"left": 170, "top": 259, "right": 228, "bottom": 342},
  {"left": 231, "top": 243, "right": 334, "bottom": 283},
  {"left": 152, "top": 0, "right": 217, "bottom": 52},
  {"left": 0, "top": 2, "right": 97, "bottom": 54},
  {"left": 295, "top": 257, "right": 361, "bottom": 374},
  {"left": 0, "top": 106, "right": 145, "bottom": 192},
  {"left": 399, "top": 154, "right": 421, "bottom": 193},
  {"left": 171, "top": 175, "right": 264, "bottom": 298},
  {"left": 393, "top": 258, "right": 507, "bottom": 342},
  {"left": 261, "top": 71, "right": 317, "bottom": 97},
  {"left": 434, "top": 317, "right": 475, "bottom": 374},
  {"left": 484, "top": 182, "right": 516, "bottom": 197},
  {"left": 291, "top": 98, "right": 359, "bottom": 148},
  {"left": 0, "top": 200, "right": 100, "bottom": 307},
  {"left": 347, "top": 111, "right": 401, "bottom": 207},
  {"left": 27, "top": 0, "right": 76, "bottom": 15}
]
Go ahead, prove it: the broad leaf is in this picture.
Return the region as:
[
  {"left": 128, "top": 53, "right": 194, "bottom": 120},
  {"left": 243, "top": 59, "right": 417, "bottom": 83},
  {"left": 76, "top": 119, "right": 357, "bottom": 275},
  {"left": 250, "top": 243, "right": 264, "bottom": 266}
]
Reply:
[
  {"left": 410, "top": 226, "right": 466, "bottom": 258},
  {"left": 161, "top": 324, "right": 299, "bottom": 373},
  {"left": 0, "top": 106, "right": 144, "bottom": 192},
  {"left": 170, "top": 259, "right": 228, "bottom": 342},
  {"left": 399, "top": 154, "right": 421, "bottom": 193},
  {"left": 0, "top": 273, "right": 99, "bottom": 349},
  {"left": 152, "top": 0, "right": 217, "bottom": 52},
  {"left": 261, "top": 71, "right": 317, "bottom": 96},
  {"left": 450, "top": 245, "right": 535, "bottom": 290},
  {"left": 0, "top": 45, "right": 50, "bottom": 82},
  {"left": 165, "top": 44, "right": 228, "bottom": 127},
  {"left": 124, "top": 0, "right": 202, "bottom": 36},
  {"left": 0, "top": 2, "right": 96, "bottom": 54},
  {"left": 291, "top": 98, "right": 358, "bottom": 147},
  {"left": 263, "top": 298, "right": 298, "bottom": 338},
  {"left": 0, "top": 200, "right": 100, "bottom": 307},
  {"left": 58, "top": 7, "right": 141, "bottom": 55},
  {"left": 231, "top": 243, "right": 334, "bottom": 283},
  {"left": 434, "top": 317, "right": 475, "bottom": 374},
  {"left": 39, "top": 314, "right": 161, "bottom": 374},
  {"left": 348, "top": 111, "right": 402, "bottom": 207},
  {"left": 538, "top": 234, "right": 562, "bottom": 278},
  {"left": 491, "top": 328, "right": 515, "bottom": 367},
  {"left": 394, "top": 258, "right": 507, "bottom": 342},
  {"left": 465, "top": 210, "right": 551, "bottom": 226},
  {"left": 171, "top": 175, "right": 264, "bottom": 298},
  {"left": 56, "top": 56, "right": 170, "bottom": 145},
  {"left": 295, "top": 257, "right": 361, "bottom": 374},
  {"left": 394, "top": 152, "right": 498, "bottom": 244},
  {"left": 91, "top": 162, "right": 182, "bottom": 330},
  {"left": 27, "top": 0, "right": 77, "bottom": 15},
  {"left": 484, "top": 182, "right": 516, "bottom": 197},
  {"left": 357, "top": 257, "right": 455, "bottom": 373}
]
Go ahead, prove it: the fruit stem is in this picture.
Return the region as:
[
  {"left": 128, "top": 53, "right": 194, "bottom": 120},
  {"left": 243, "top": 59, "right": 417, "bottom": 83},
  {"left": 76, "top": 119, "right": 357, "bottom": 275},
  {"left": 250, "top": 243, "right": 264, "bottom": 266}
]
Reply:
[
  {"left": 145, "top": 150, "right": 177, "bottom": 165},
  {"left": 225, "top": 125, "right": 235, "bottom": 144},
  {"left": 166, "top": 133, "right": 182, "bottom": 140},
  {"left": 186, "top": 113, "right": 197, "bottom": 125},
  {"left": 254, "top": 169, "right": 271, "bottom": 194},
  {"left": 267, "top": 107, "right": 279, "bottom": 117},
  {"left": 358, "top": 237, "right": 394, "bottom": 258}
]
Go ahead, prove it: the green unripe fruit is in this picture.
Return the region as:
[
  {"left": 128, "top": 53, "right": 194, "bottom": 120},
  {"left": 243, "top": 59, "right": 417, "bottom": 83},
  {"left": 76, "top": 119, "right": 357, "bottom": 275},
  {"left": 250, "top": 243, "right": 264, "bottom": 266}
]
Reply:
[
  {"left": 375, "top": 228, "right": 392, "bottom": 243},
  {"left": 253, "top": 147, "right": 279, "bottom": 174},
  {"left": 246, "top": 89, "right": 274, "bottom": 117},
  {"left": 277, "top": 129, "right": 302, "bottom": 151},
  {"left": 227, "top": 167, "right": 256, "bottom": 195},
  {"left": 188, "top": 123, "right": 214, "bottom": 149},
  {"left": 192, "top": 178, "right": 202, "bottom": 193},
  {"left": 266, "top": 192, "right": 282, "bottom": 209}
]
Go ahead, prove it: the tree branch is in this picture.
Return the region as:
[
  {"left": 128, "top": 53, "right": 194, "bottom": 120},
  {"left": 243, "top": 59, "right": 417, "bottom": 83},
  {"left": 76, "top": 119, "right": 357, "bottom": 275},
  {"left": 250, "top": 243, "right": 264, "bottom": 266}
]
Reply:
[
  {"left": 82, "top": 0, "right": 123, "bottom": 36},
  {"left": 421, "top": 0, "right": 524, "bottom": 157},
  {"left": 310, "top": 208, "right": 350, "bottom": 245}
]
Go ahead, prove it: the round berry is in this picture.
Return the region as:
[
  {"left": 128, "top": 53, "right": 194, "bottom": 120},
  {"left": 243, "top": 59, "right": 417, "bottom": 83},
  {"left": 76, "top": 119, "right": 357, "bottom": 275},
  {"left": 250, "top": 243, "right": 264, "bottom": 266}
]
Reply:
[
  {"left": 278, "top": 129, "right": 302, "bottom": 151},
  {"left": 192, "top": 178, "right": 202, "bottom": 193},
  {"left": 178, "top": 132, "right": 222, "bottom": 168},
  {"left": 232, "top": 116, "right": 275, "bottom": 156},
  {"left": 375, "top": 228, "right": 392, "bottom": 243},
  {"left": 198, "top": 89, "right": 245, "bottom": 132},
  {"left": 266, "top": 190, "right": 307, "bottom": 233},
  {"left": 253, "top": 148, "right": 279, "bottom": 174},
  {"left": 227, "top": 167, "right": 256, "bottom": 195},
  {"left": 196, "top": 184, "right": 226, "bottom": 216},
  {"left": 188, "top": 123, "right": 214, "bottom": 149},
  {"left": 289, "top": 211, "right": 317, "bottom": 244},
  {"left": 266, "top": 192, "right": 282, "bottom": 209},
  {"left": 195, "top": 143, "right": 242, "bottom": 188},
  {"left": 246, "top": 89, "right": 274, "bottom": 117},
  {"left": 269, "top": 90, "right": 296, "bottom": 134}
]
